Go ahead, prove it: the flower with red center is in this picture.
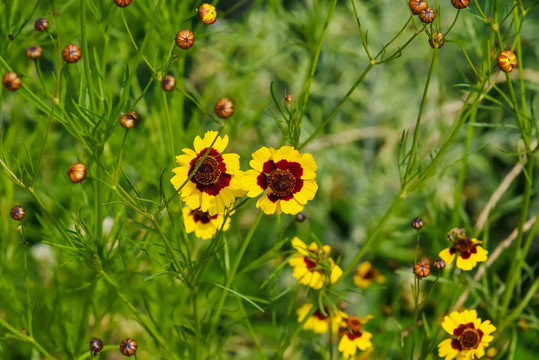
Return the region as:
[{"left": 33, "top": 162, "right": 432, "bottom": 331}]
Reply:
[
  {"left": 171, "top": 131, "right": 244, "bottom": 215},
  {"left": 288, "top": 237, "right": 342, "bottom": 289},
  {"left": 243, "top": 146, "right": 317, "bottom": 215},
  {"left": 182, "top": 207, "right": 231, "bottom": 240},
  {"left": 296, "top": 303, "right": 345, "bottom": 334},
  {"left": 338, "top": 315, "right": 374, "bottom": 359},
  {"left": 353, "top": 261, "right": 385, "bottom": 288},
  {"left": 439, "top": 236, "right": 487, "bottom": 271},
  {"left": 438, "top": 309, "right": 496, "bottom": 360}
]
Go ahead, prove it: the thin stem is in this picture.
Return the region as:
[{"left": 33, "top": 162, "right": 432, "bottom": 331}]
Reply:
[{"left": 0, "top": 318, "right": 55, "bottom": 360}]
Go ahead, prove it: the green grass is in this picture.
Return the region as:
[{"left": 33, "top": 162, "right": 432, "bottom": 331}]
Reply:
[{"left": 1, "top": 0, "right": 538, "bottom": 359}]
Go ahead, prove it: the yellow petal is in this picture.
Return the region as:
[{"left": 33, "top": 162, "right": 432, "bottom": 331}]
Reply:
[
  {"left": 456, "top": 256, "right": 477, "bottom": 271},
  {"left": 280, "top": 197, "right": 304, "bottom": 215},
  {"left": 438, "top": 338, "right": 458, "bottom": 360},
  {"left": 257, "top": 195, "right": 277, "bottom": 214},
  {"left": 291, "top": 237, "right": 309, "bottom": 255},
  {"left": 249, "top": 147, "right": 274, "bottom": 172},
  {"left": 330, "top": 264, "right": 343, "bottom": 284},
  {"left": 439, "top": 248, "right": 455, "bottom": 265},
  {"left": 442, "top": 311, "right": 464, "bottom": 335}
]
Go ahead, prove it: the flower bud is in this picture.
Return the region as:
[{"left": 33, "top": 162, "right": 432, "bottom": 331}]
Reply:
[
  {"left": 2, "top": 72, "right": 22, "bottom": 91},
  {"left": 429, "top": 31, "right": 445, "bottom": 49},
  {"left": 198, "top": 3, "right": 217, "bottom": 25},
  {"left": 419, "top": 8, "right": 435, "bottom": 23},
  {"left": 161, "top": 75, "right": 176, "bottom": 92},
  {"left": 89, "top": 338, "right": 103, "bottom": 355},
  {"left": 10, "top": 205, "right": 26, "bottom": 221},
  {"left": 410, "top": 217, "right": 424, "bottom": 230},
  {"left": 214, "top": 98, "right": 234, "bottom": 119},
  {"left": 433, "top": 258, "right": 446, "bottom": 270},
  {"left": 414, "top": 260, "right": 430, "bottom": 278},
  {"left": 175, "top": 29, "right": 195, "bottom": 49},
  {"left": 296, "top": 212, "right": 306, "bottom": 222},
  {"left": 451, "top": 0, "right": 470, "bottom": 9},
  {"left": 408, "top": 0, "right": 427, "bottom": 15},
  {"left": 497, "top": 50, "right": 517, "bottom": 73},
  {"left": 62, "top": 44, "right": 81, "bottom": 63},
  {"left": 34, "top": 17, "right": 49, "bottom": 32},
  {"left": 119, "top": 338, "right": 137, "bottom": 357},
  {"left": 26, "top": 45, "right": 43, "bottom": 59},
  {"left": 120, "top": 110, "right": 139, "bottom": 129},
  {"left": 114, "top": 0, "right": 132, "bottom": 7},
  {"left": 67, "top": 163, "right": 87, "bottom": 183}
]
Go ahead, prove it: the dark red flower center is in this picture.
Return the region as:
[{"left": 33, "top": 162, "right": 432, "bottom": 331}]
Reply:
[
  {"left": 313, "top": 307, "right": 329, "bottom": 320},
  {"left": 191, "top": 209, "right": 218, "bottom": 224},
  {"left": 267, "top": 169, "right": 296, "bottom": 197},
  {"left": 449, "top": 238, "right": 478, "bottom": 259},
  {"left": 347, "top": 316, "right": 362, "bottom": 332},
  {"left": 194, "top": 156, "right": 221, "bottom": 185},
  {"left": 189, "top": 148, "right": 231, "bottom": 196},
  {"left": 451, "top": 322, "right": 484, "bottom": 351},
  {"left": 257, "top": 159, "right": 304, "bottom": 202}
]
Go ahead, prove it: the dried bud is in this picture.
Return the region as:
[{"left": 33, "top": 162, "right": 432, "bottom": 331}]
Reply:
[
  {"left": 67, "top": 163, "right": 87, "bottom": 183},
  {"left": 296, "top": 212, "right": 306, "bottom": 222},
  {"left": 10, "top": 205, "right": 26, "bottom": 221},
  {"left": 198, "top": 3, "right": 217, "bottom": 25},
  {"left": 410, "top": 217, "right": 424, "bottom": 230},
  {"left": 26, "top": 45, "right": 43, "bottom": 59},
  {"left": 214, "top": 98, "right": 234, "bottom": 119},
  {"left": 497, "top": 50, "right": 517, "bottom": 73},
  {"left": 120, "top": 110, "right": 139, "bottom": 129},
  {"left": 34, "top": 17, "right": 49, "bottom": 32},
  {"left": 429, "top": 31, "right": 445, "bottom": 49},
  {"left": 419, "top": 8, "right": 435, "bottom": 23},
  {"left": 62, "top": 44, "right": 81, "bottom": 63},
  {"left": 114, "top": 0, "right": 132, "bottom": 7},
  {"left": 414, "top": 260, "right": 430, "bottom": 278},
  {"left": 175, "top": 29, "right": 195, "bottom": 49},
  {"left": 89, "top": 338, "right": 103, "bottom": 355},
  {"left": 433, "top": 258, "right": 446, "bottom": 270},
  {"left": 161, "top": 75, "right": 176, "bottom": 92},
  {"left": 2, "top": 72, "right": 22, "bottom": 91},
  {"left": 119, "top": 338, "right": 137, "bottom": 357}
]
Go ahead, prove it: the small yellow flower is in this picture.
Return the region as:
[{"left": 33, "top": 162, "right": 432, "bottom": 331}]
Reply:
[
  {"left": 338, "top": 315, "right": 374, "bottom": 359},
  {"left": 182, "top": 207, "right": 231, "bottom": 239},
  {"left": 439, "top": 236, "right": 488, "bottom": 271},
  {"left": 170, "top": 131, "right": 244, "bottom": 216},
  {"left": 353, "top": 262, "right": 385, "bottom": 288},
  {"left": 297, "top": 304, "right": 345, "bottom": 334},
  {"left": 288, "top": 237, "right": 342, "bottom": 290},
  {"left": 243, "top": 146, "right": 318, "bottom": 215},
  {"left": 438, "top": 309, "right": 496, "bottom": 360}
]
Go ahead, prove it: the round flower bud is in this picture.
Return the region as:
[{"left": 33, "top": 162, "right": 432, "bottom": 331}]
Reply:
[
  {"left": 429, "top": 31, "right": 445, "bottom": 49},
  {"left": 296, "top": 212, "right": 306, "bottom": 222},
  {"left": 10, "top": 205, "right": 26, "bottom": 221},
  {"left": 119, "top": 338, "right": 137, "bottom": 357},
  {"left": 451, "top": 0, "right": 470, "bottom": 9},
  {"left": 214, "top": 98, "right": 234, "bottom": 119},
  {"left": 2, "top": 72, "right": 22, "bottom": 91},
  {"left": 408, "top": 0, "right": 428, "bottom": 15},
  {"left": 67, "top": 163, "right": 87, "bottom": 183},
  {"left": 414, "top": 260, "right": 430, "bottom": 278},
  {"left": 34, "top": 17, "right": 49, "bottom": 32},
  {"left": 62, "top": 44, "right": 81, "bottom": 63},
  {"left": 175, "top": 29, "right": 195, "bottom": 49},
  {"left": 198, "top": 3, "right": 217, "bottom": 25},
  {"left": 26, "top": 45, "right": 43, "bottom": 60},
  {"left": 497, "top": 50, "right": 517, "bottom": 73},
  {"left": 285, "top": 94, "right": 293, "bottom": 103},
  {"left": 410, "top": 217, "right": 424, "bottom": 230},
  {"left": 89, "top": 338, "right": 103, "bottom": 355},
  {"left": 120, "top": 110, "right": 139, "bottom": 129},
  {"left": 161, "top": 75, "right": 176, "bottom": 92},
  {"left": 433, "top": 258, "right": 446, "bottom": 270},
  {"left": 447, "top": 227, "right": 466, "bottom": 242},
  {"left": 114, "top": 0, "right": 132, "bottom": 7},
  {"left": 419, "top": 8, "right": 435, "bottom": 23}
]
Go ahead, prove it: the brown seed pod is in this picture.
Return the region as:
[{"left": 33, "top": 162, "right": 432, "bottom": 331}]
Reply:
[
  {"left": 451, "top": 0, "right": 470, "bottom": 9},
  {"left": 119, "top": 338, "right": 137, "bottom": 357},
  {"left": 175, "top": 29, "right": 195, "bottom": 49},
  {"left": 414, "top": 260, "right": 430, "bottom": 278},
  {"left": 410, "top": 217, "right": 424, "bottom": 230},
  {"left": 10, "top": 205, "right": 26, "bottom": 221},
  {"left": 161, "top": 75, "right": 176, "bottom": 92},
  {"left": 408, "top": 0, "right": 428, "bottom": 15},
  {"left": 114, "top": 0, "right": 132, "bottom": 7},
  {"left": 120, "top": 110, "right": 139, "bottom": 129},
  {"left": 428, "top": 31, "right": 445, "bottom": 49},
  {"left": 67, "top": 163, "right": 87, "bottom": 183},
  {"left": 198, "top": 3, "right": 217, "bottom": 25},
  {"left": 497, "top": 50, "right": 517, "bottom": 73},
  {"left": 89, "top": 338, "right": 103, "bottom": 355},
  {"left": 26, "top": 45, "right": 43, "bottom": 60},
  {"left": 214, "top": 98, "right": 234, "bottom": 119},
  {"left": 62, "top": 44, "right": 82, "bottom": 63},
  {"left": 2, "top": 72, "right": 22, "bottom": 91},
  {"left": 419, "top": 8, "right": 436, "bottom": 23},
  {"left": 34, "top": 17, "right": 49, "bottom": 32}
]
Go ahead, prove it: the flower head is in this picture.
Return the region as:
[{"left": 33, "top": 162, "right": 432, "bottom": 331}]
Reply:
[
  {"left": 338, "top": 315, "right": 374, "bottom": 359},
  {"left": 243, "top": 146, "right": 318, "bottom": 215},
  {"left": 182, "top": 207, "right": 231, "bottom": 240},
  {"left": 171, "top": 131, "right": 244, "bottom": 215},
  {"left": 297, "top": 304, "right": 345, "bottom": 334},
  {"left": 288, "top": 237, "right": 342, "bottom": 290},
  {"left": 438, "top": 309, "right": 496, "bottom": 360},
  {"left": 353, "top": 262, "right": 385, "bottom": 288},
  {"left": 439, "top": 229, "right": 487, "bottom": 271}
]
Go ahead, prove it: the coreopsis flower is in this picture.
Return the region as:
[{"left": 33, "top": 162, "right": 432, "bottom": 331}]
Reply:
[
  {"left": 297, "top": 303, "right": 345, "bottom": 334},
  {"left": 243, "top": 146, "right": 318, "bottom": 215},
  {"left": 171, "top": 131, "right": 244, "bottom": 215},
  {"left": 353, "top": 262, "right": 385, "bottom": 288},
  {"left": 439, "top": 230, "right": 487, "bottom": 271},
  {"left": 438, "top": 309, "right": 496, "bottom": 360},
  {"left": 182, "top": 207, "right": 231, "bottom": 239},
  {"left": 338, "top": 315, "right": 374, "bottom": 359},
  {"left": 288, "top": 237, "right": 342, "bottom": 290}
]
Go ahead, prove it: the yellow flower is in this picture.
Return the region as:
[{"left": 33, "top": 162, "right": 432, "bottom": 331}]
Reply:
[
  {"left": 182, "top": 207, "right": 231, "bottom": 240},
  {"left": 171, "top": 131, "right": 244, "bottom": 215},
  {"left": 297, "top": 304, "right": 345, "bottom": 334},
  {"left": 439, "top": 237, "right": 487, "bottom": 271},
  {"left": 338, "top": 315, "right": 374, "bottom": 359},
  {"left": 353, "top": 262, "right": 385, "bottom": 288},
  {"left": 438, "top": 309, "right": 496, "bottom": 360},
  {"left": 243, "top": 146, "right": 318, "bottom": 215},
  {"left": 288, "top": 237, "right": 342, "bottom": 289}
]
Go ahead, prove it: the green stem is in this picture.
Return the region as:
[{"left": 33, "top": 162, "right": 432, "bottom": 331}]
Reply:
[{"left": 0, "top": 318, "right": 55, "bottom": 360}]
